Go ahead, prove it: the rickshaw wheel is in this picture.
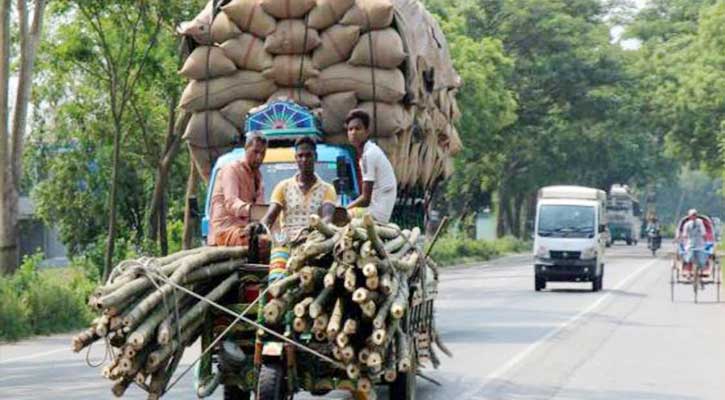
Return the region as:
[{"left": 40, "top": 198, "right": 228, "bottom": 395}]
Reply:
[{"left": 257, "top": 364, "right": 288, "bottom": 400}]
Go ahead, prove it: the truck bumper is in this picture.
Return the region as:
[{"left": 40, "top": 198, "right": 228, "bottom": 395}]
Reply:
[{"left": 535, "top": 258, "right": 598, "bottom": 282}]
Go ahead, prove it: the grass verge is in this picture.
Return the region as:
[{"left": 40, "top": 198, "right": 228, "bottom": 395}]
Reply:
[{"left": 430, "top": 235, "right": 530, "bottom": 267}]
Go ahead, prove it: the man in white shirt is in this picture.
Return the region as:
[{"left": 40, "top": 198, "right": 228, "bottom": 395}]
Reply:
[
  {"left": 681, "top": 209, "right": 708, "bottom": 271},
  {"left": 344, "top": 109, "right": 397, "bottom": 223}
]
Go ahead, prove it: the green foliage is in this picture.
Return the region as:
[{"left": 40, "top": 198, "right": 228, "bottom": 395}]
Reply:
[
  {"left": 0, "top": 254, "right": 95, "bottom": 342},
  {"left": 430, "top": 235, "right": 530, "bottom": 266}
]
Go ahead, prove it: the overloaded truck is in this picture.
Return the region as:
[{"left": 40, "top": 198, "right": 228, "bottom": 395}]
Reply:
[
  {"left": 72, "top": 1, "right": 459, "bottom": 399},
  {"left": 606, "top": 184, "right": 642, "bottom": 245}
]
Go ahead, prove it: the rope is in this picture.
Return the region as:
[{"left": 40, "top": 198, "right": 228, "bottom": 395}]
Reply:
[
  {"left": 365, "top": 13, "right": 379, "bottom": 137},
  {"left": 203, "top": 0, "right": 220, "bottom": 173},
  {"left": 141, "top": 267, "right": 345, "bottom": 373},
  {"left": 296, "top": 13, "right": 311, "bottom": 103}
]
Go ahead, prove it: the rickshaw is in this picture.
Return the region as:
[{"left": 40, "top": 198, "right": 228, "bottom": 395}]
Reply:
[{"left": 670, "top": 214, "right": 722, "bottom": 303}]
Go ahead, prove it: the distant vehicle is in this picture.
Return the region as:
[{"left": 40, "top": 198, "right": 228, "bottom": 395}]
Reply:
[
  {"left": 533, "top": 185, "right": 607, "bottom": 292},
  {"left": 606, "top": 184, "right": 642, "bottom": 245}
]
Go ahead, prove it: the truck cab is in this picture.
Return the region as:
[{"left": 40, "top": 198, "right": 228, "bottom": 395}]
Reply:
[
  {"left": 606, "top": 184, "right": 642, "bottom": 246},
  {"left": 533, "top": 185, "right": 607, "bottom": 292},
  {"left": 201, "top": 100, "right": 360, "bottom": 241}
]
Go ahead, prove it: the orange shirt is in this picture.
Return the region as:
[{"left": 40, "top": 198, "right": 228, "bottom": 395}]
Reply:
[{"left": 208, "top": 159, "right": 263, "bottom": 245}]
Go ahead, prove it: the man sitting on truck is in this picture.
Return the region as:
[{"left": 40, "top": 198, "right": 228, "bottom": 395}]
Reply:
[
  {"left": 208, "top": 131, "right": 267, "bottom": 246},
  {"left": 344, "top": 109, "right": 397, "bottom": 223},
  {"left": 261, "top": 136, "right": 337, "bottom": 241}
]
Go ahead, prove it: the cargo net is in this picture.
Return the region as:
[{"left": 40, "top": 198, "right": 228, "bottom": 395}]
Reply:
[{"left": 178, "top": 0, "right": 462, "bottom": 190}]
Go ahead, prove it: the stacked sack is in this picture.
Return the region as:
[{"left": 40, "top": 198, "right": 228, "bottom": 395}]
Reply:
[{"left": 178, "top": 0, "right": 461, "bottom": 190}]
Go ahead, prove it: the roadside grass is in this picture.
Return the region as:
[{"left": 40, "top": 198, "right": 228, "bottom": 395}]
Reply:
[
  {"left": 0, "top": 254, "right": 96, "bottom": 342},
  {"left": 430, "top": 235, "right": 530, "bottom": 266}
]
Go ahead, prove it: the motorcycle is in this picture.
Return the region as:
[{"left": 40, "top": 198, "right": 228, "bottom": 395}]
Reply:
[{"left": 647, "top": 227, "right": 662, "bottom": 256}]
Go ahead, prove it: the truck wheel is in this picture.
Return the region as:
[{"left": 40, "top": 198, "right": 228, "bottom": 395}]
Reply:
[
  {"left": 390, "top": 365, "right": 416, "bottom": 400},
  {"left": 257, "top": 364, "right": 287, "bottom": 400},
  {"left": 626, "top": 239, "right": 632, "bottom": 246},
  {"left": 535, "top": 277, "right": 546, "bottom": 291},
  {"left": 224, "top": 384, "right": 251, "bottom": 400}
]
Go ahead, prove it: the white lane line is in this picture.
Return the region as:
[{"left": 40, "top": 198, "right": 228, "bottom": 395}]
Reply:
[
  {"left": 462, "top": 257, "right": 659, "bottom": 398},
  {"left": 0, "top": 348, "right": 68, "bottom": 364}
]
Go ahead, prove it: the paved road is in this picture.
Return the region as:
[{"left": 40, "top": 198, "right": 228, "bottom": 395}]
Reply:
[{"left": 2, "top": 244, "right": 724, "bottom": 399}]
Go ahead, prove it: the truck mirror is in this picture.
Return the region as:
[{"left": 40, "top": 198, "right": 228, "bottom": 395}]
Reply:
[
  {"left": 335, "top": 156, "right": 354, "bottom": 194},
  {"left": 598, "top": 224, "right": 606, "bottom": 233}
]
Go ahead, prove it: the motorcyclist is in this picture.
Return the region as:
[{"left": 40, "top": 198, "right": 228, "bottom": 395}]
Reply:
[{"left": 646, "top": 216, "right": 662, "bottom": 254}]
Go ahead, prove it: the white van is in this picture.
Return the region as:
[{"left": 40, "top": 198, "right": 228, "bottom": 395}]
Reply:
[{"left": 533, "top": 186, "right": 607, "bottom": 292}]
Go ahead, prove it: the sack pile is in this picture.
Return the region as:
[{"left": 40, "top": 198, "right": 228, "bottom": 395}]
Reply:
[{"left": 178, "top": 0, "right": 461, "bottom": 190}]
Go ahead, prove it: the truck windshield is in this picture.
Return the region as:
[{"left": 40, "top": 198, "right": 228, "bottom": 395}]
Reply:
[
  {"left": 260, "top": 162, "right": 338, "bottom": 202},
  {"left": 537, "top": 205, "right": 596, "bottom": 238}
]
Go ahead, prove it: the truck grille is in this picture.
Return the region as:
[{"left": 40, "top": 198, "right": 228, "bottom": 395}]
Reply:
[{"left": 550, "top": 251, "right": 581, "bottom": 260}]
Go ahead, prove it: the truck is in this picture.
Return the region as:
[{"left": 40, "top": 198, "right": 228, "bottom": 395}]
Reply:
[
  {"left": 533, "top": 186, "right": 607, "bottom": 292},
  {"left": 606, "top": 184, "right": 642, "bottom": 245}
]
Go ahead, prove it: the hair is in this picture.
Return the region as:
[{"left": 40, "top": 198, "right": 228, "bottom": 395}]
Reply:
[
  {"left": 294, "top": 136, "right": 317, "bottom": 153},
  {"left": 345, "top": 109, "right": 371, "bottom": 130},
  {"left": 245, "top": 130, "right": 268, "bottom": 148}
]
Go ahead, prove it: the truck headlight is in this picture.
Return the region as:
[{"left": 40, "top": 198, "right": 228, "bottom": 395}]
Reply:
[
  {"left": 536, "top": 246, "right": 548, "bottom": 258},
  {"left": 581, "top": 247, "right": 597, "bottom": 259}
]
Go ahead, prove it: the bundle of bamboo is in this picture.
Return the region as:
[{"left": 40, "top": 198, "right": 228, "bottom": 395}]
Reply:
[
  {"left": 72, "top": 247, "right": 249, "bottom": 399},
  {"left": 262, "top": 214, "right": 448, "bottom": 392}
]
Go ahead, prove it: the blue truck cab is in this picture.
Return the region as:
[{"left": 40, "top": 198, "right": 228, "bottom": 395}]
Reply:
[{"left": 201, "top": 100, "right": 360, "bottom": 239}]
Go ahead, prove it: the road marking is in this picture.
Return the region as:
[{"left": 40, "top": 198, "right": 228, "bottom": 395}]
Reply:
[
  {"left": 461, "top": 257, "right": 658, "bottom": 398},
  {"left": 0, "top": 348, "right": 68, "bottom": 364}
]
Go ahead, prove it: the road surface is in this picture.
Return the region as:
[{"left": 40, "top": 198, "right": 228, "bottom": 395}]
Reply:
[{"left": 1, "top": 244, "right": 723, "bottom": 399}]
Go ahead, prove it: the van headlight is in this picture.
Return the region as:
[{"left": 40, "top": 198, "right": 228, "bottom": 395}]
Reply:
[
  {"left": 535, "top": 246, "right": 548, "bottom": 258},
  {"left": 581, "top": 246, "right": 597, "bottom": 259}
]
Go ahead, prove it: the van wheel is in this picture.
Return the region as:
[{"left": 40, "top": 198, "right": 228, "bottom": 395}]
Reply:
[{"left": 535, "top": 277, "right": 546, "bottom": 291}]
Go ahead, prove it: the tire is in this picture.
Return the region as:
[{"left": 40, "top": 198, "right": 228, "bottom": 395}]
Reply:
[
  {"left": 592, "top": 265, "right": 604, "bottom": 292},
  {"left": 257, "top": 364, "right": 287, "bottom": 400},
  {"left": 390, "top": 362, "right": 416, "bottom": 400},
  {"left": 535, "top": 277, "right": 546, "bottom": 291},
  {"left": 224, "top": 384, "right": 251, "bottom": 400},
  {"left": 626, "top": 239, "right": 632, "bottom": 246}
]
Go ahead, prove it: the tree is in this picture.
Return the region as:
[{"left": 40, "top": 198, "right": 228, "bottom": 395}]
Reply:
[{"left": 0, "top": 0, "right": 47, "bottom": 274}]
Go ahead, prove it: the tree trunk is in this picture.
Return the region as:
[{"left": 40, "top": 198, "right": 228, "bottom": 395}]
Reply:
[
  {"left": 104, "top": 118, "right": 123, "bottom": 281},
  {"left": 159, "top": 194, "right": 168, "bottom": 255},
  {"left": 512, "top": 194, "right": 524, "bottom": 238},
  {"left": 0, "top": 0, "right": 13, "bottom": 274},
  {"left": 182, "top": 151, "right": 200, "bottom": 250},
  {"left": 147, "top": 102, "right": 188, "bottom": 247}
]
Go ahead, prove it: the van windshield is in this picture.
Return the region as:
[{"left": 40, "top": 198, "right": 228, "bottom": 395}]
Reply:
[
  {"left": 260, "top": 162, "right": 338, "bottom": 202},
  {"left": 537, "top": 205, "right": 596, "bottom": 238}
]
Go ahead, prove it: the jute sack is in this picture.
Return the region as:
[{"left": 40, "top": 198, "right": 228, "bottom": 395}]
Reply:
[
  {"left": 375, "top": 135, "right": 399, "bottom": 169},
  {"left": 260, "top": 0, "right": 315, "bottom": 19},
  {"left": 358, "top": 101, "right": 412, "bottom": 138},
  {"left": 221, "top": 0, "right": 276, "bottom": 38},
  {"left": 313, "top": 25, "right": 360, "bottom": 69},
  {"left": 395, "top": 127, "right": 412, "bottom": 188},
  {"left": 319, "top": 91, "right": 358, "bottom": 135},
  {"left": 189, "top": 143, "right": 235, "bottom": 182},
  {"left": 349, "top": 28, "right": 406, "bottom": 69},
  {"left": 322, "top": 131, "right": 349, "bottom": 146},
  {"left": 262, "top": 55, "right": 320, "bottom": 86},
  {"left": 211, "top": 12, "right": 242, "bottom": 44},
  {"left": 308, "top": 0, "right": 355, "bottom": 30},
  {"left": 270, "top": 87, "right": 321, "bottom": 109},
  {"left": 220, "top": 34, "right": 273, "bottom": 71},
  {"left": 306, "top": 63, "right": 406, "bottom": 103},
  {"left": 405, "top": 141, "right": 422, "bottom": 189},
  {"left": 178, "top": 0, "right": 213, "bottom": 45},
  {"left": 220, "top": 99, "right": 262, "bottom": 128},
  {"left": 340, "top": 0, "right": 394, "bottom": 31},
  {"left": 183, "top": 111, "right": 242, "bottom": 149},
  {"left": 179, "top": 46, "right": 238, "bottom": 80},
  {"left": 265, "top": 20, "right": 321, "bottom": 55},
  {"left": 180, "top": 71, "right": 277, "bottom": 111}
]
